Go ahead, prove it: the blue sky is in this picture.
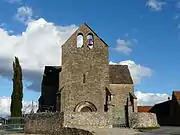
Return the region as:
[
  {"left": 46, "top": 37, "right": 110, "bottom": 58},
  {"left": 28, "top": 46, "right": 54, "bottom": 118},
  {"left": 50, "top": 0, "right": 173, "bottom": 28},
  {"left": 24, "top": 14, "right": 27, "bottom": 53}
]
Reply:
[{"left": 0, "top": 0, "right": 180, "bottom": 114}]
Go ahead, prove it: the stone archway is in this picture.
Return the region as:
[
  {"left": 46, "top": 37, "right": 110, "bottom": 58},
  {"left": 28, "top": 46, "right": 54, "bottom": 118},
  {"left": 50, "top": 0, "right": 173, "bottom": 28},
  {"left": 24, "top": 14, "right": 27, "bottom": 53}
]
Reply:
[{"left": 74, "top": 101, "right": 97, "bottom": 112}]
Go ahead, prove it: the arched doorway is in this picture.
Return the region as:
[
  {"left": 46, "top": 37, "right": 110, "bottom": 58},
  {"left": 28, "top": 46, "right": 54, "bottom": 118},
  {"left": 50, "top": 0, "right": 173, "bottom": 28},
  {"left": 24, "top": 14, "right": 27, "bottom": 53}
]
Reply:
[{"left": 74, "top": 101, "right": 97, "bottom": 112}]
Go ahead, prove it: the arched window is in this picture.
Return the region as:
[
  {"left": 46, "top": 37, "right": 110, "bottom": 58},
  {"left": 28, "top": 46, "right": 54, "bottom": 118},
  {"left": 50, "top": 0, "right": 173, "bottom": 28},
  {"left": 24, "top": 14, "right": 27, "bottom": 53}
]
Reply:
[
  {"left": 77, "top": 34, "right": 83, "bottom": 48},
  {"left": 80, "top": 106, "right": 93, "bottom": 112},
  {"left": 87, "top": 34, "right": 94, "bottom": 49},
  {"left": 74, "top": 101, "right": 97, "bottom": 112}
]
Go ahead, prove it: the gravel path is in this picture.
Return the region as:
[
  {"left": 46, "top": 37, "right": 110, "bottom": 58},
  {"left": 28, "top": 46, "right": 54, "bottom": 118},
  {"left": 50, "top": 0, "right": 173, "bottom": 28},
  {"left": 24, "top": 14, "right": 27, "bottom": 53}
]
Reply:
[
  {"left": 136, "top": 126, "right": 180, "bottom": 135},
  {"left": 1, "top": 126, "right": 180, "bottom": 135},
  {"left": 89, "top": 128, "right": 141, "bottom": 135},
  {"left": 88, "top": 126, "right": 180, "bottom": 135}
]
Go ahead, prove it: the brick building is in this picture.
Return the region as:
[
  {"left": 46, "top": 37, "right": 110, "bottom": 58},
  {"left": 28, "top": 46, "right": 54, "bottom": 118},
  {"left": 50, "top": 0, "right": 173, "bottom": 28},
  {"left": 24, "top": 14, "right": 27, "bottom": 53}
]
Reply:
[{"left": 38, "top": 24, "right": 137, "bottom": 126}]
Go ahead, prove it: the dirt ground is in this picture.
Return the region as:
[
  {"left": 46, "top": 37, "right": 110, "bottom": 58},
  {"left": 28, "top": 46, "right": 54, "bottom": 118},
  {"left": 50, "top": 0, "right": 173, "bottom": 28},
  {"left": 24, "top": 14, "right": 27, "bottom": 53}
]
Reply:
[
  {"left": 2, "top": 126, "right": 180, "bottom": 135},
  {"left": 136, "top": 126, "right": 180, "bottom": 135},
  {"left": 91, "top": 126, "right": 180, "bottom": 135}
]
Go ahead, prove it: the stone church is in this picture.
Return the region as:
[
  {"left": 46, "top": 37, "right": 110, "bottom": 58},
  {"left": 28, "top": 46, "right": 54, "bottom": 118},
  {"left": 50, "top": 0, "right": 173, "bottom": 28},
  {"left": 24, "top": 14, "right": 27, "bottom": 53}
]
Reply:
[{"left": 38, "top": 24, "right": 137, "bottom": 126}]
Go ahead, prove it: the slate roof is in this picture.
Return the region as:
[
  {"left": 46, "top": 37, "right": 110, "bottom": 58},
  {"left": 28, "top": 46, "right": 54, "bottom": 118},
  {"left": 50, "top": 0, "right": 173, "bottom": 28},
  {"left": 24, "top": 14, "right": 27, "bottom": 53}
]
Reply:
[
  {"left": 109, "top": 65, "right": 133, "bottom": 84},
  {"left": 42, "top": 65, "right": 133, "bottom": 85}
]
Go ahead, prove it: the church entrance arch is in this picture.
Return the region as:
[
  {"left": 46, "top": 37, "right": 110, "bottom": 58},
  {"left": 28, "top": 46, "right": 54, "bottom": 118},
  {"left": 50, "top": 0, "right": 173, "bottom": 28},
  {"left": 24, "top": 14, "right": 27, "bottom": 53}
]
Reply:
[{"left": 74, "top": 101, "right": 97, "bottom": 112}]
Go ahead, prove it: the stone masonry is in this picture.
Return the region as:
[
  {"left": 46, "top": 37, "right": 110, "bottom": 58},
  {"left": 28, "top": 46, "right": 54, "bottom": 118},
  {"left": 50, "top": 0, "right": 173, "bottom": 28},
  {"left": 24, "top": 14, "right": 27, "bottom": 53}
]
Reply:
[
  {"left": 24, "top": 112, "right": 110, "bottom": 134},
  {"left": 60, "top": 24, "right": 109, "bottom": 113},
  {"left": 38, "top": 23, "right": 137, "bottom": 127},
  {"left": 110, "top": 84, "right": 134, "bottom": 125},
  {"left": 129, "top": 112, "right": 160, "bottom": 129}
]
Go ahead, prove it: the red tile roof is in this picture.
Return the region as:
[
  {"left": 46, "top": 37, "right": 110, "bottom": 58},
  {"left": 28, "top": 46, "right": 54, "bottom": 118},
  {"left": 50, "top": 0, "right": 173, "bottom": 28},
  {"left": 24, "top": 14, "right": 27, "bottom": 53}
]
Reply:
[
  {"left": 173, "top": 91, "right": 180, "bottom": 100},
  {"left": 138, "top": 106, "right": 152, "bottom": 112}
]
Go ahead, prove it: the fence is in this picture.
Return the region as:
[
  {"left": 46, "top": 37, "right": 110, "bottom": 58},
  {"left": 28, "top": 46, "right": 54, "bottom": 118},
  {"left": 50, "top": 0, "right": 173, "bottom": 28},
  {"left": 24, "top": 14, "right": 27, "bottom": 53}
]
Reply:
[{"left": 0, "top": 117, "right": 24, "bottom": 134}]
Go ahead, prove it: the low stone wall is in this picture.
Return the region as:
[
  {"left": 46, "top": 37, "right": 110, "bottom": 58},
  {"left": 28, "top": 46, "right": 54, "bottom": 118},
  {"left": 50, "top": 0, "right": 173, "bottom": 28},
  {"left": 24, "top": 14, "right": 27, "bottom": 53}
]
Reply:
[
  {"left": 129, "top": 112, "right": 160, "bottom": 129},
  {"left": 24, "top": 112, "right": 64, "bottom": 134},
  {"left": 24, "top": 112, "right": 111, "bottom": 134},
  {"left": 64, "top": 112, "right": 112, "bottom": 129}
]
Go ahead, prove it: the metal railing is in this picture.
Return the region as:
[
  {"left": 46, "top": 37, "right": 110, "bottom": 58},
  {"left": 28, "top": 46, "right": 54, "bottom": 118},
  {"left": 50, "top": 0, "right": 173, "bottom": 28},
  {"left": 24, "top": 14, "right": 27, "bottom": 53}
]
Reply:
[{"left": 0, "top": 117, "right": 24, "bottom": 134}]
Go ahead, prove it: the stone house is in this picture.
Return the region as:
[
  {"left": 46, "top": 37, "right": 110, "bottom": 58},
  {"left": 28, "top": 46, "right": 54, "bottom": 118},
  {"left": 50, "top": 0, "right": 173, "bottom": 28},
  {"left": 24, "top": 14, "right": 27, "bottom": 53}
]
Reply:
[{"left": 38, "top": 24, "right": 137, "bottom": 127}]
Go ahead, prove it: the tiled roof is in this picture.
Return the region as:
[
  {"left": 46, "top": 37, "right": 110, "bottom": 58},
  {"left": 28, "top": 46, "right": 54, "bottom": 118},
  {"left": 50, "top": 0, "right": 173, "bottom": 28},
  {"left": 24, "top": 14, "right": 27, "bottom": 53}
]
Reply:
[
  {"left": 109, "top": 65, "right": 133, "bottom": 84},
  {"left": 138, "top": 106, "right": 152, "bottom": 112},
  {"left": 173, "top": 91, "right": 180, "bottom": 100}
]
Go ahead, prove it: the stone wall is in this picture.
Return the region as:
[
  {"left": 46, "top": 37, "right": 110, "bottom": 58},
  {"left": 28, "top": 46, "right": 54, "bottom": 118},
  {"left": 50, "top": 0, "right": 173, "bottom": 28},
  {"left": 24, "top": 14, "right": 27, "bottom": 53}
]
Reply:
[
  {"left": 110, "top": 84, "right": 134, "bottom": 125},
  {"left": 129, "top": 112, "right": 160, "bottom": 129},
  {"left": 24, "top": 112, "right": 112, "bottom": 134},
  {"left": 24, "top": 112, "right": 64, "bottom": 134},
  {"left": 64, "top": 112, "right": 112, "bottom": 129},
  {"left": 60, "top": 24, "right": 109, "bottom": 113}
]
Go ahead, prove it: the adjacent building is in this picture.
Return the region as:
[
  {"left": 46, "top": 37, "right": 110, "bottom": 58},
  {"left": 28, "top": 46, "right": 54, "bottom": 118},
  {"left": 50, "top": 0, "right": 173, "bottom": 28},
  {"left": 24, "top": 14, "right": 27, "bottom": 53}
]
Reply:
[{"left": 138, "top": 91, "right": 180, "bottom": 126}]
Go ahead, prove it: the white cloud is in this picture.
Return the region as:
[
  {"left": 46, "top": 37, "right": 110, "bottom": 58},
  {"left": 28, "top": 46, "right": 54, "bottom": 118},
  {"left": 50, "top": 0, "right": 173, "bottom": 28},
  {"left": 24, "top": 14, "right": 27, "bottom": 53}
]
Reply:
[
  {"left": 135, "top": 91, "right": 171, "bottom": 106},
  {"left": 0, "top": 18, "right": 77, "bottom": 72},
  {"left": 109, "top": 60, "right": 152, "bottom": 84},
  {"left": 0, "top": 96, "right": 38, "bottom": 117},
  {"left": 6, "top": 0, "right": 21, "bottom": 3},
  {"left": 115, "top": 39, "right": 136, "bottom": 55},
  {"left": 146, "top": 0, "right": 166, "bottom": 11},
  {"left": 0, "top": 18, "right": 78, "bottom": 91},
  {"left": 15, "top": 6, "right": 33, "bottom": 24}
]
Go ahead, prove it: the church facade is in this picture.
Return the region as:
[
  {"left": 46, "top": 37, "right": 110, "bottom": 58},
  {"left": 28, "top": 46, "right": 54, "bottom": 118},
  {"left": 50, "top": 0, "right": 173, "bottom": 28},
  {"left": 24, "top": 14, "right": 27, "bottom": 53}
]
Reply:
[{"left": 38, "top": 24, "right": 137, "bottom": 126}]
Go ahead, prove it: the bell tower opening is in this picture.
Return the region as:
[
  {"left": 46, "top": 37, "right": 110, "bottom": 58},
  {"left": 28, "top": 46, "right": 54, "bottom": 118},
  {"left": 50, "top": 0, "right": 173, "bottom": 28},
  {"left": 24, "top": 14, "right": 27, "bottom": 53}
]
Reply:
[
  {"left": 87, "top": 34, "right": 94, "bottom": 49},
  {"left": 77, "top": 33, "right": 83, "bottom": 48}
]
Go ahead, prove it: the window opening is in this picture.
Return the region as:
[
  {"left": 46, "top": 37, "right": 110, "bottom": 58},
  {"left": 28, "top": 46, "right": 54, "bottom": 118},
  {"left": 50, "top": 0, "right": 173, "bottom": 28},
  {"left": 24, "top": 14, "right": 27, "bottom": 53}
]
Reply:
[
  {"left": 87, "top": 34, "right": 94, "bottom": 49},
  {"left": 77, "top": 34, "right": 83, "bottom": 48},
  {"left": 83, "top": 73, "right": 85, "bottom": 83}
]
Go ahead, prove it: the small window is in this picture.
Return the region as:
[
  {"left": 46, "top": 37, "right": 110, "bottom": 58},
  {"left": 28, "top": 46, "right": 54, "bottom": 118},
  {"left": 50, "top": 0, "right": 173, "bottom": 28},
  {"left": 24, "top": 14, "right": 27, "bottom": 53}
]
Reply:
[
  {"left": 83, "top": 73, "right": 85, "bottom": 83},
  {"left": 77, "top": 34, "right": 83, "bottom": 48},
  {"left": 87, "top": 34, "right": 94, "bottom": 49}
]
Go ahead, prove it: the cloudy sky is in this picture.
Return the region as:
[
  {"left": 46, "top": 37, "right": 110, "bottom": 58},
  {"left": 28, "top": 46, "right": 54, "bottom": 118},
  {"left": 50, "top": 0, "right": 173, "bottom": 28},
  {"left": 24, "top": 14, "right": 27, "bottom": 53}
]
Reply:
[{"left": 0, "top": 0, "right": 179, "bottom": 116}]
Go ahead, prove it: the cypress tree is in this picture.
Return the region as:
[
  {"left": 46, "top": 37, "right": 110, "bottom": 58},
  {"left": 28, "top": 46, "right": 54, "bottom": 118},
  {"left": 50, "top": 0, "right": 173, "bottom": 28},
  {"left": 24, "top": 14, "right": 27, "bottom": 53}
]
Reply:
[{"left": 10, "top": 57, "right": 23, "bottom": 117}]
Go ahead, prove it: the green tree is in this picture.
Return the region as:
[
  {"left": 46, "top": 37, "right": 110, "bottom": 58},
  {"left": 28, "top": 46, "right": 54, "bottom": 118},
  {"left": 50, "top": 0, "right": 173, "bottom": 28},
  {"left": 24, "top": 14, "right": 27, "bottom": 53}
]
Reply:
[{"left": 10, "top": 57, "right": 23, "bottom": 117}]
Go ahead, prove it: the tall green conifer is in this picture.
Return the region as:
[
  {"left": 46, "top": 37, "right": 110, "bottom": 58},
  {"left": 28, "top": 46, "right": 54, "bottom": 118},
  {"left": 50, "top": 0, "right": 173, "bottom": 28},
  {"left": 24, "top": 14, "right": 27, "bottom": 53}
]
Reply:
[{"left": 10, "top": 57, "right": 23, "bottom": 117}]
